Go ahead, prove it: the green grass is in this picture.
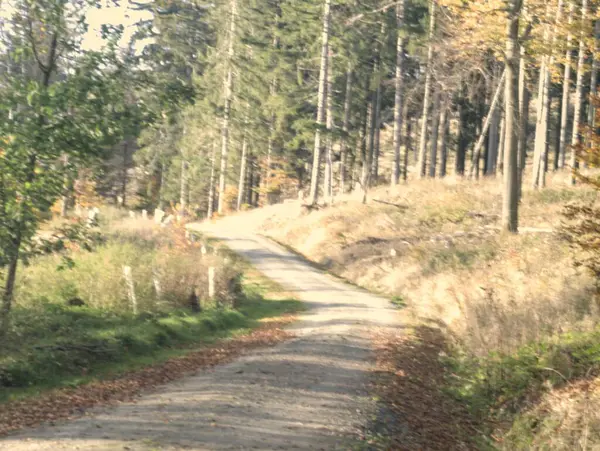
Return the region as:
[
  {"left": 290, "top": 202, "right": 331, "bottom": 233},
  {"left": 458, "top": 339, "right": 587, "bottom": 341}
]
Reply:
[
  {"left": 445, "top": 327, "right": 600, "bottom": 431},
  {"left": 0, "top": 270, "right": 303, "bottom": 403}
]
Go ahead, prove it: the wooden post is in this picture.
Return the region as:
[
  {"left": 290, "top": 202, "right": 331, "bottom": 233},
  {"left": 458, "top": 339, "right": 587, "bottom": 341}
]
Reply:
[
  {"left": 208, "top": 267, "right": 216, "bottom": 299},
  {"left": 123, "top": 266, "right": 137, "bottom": 314}
]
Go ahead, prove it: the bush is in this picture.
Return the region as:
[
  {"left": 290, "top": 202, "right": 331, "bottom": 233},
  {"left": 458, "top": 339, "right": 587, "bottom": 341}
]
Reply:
[{"left": 15, "top": 224, "right": 242, "bottom": 313}]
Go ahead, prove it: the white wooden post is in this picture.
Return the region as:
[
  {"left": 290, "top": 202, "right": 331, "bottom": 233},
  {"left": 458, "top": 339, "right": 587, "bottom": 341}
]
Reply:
[
  {"left": 208, "top": 267, "right": 216, "bottom": 299},
  {"left": 123, "top": 266, "right": 137, "bottom": 314}
]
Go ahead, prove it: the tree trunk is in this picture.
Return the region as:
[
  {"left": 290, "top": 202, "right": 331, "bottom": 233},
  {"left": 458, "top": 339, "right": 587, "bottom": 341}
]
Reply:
[
  {"left": 559, "top": 2, "right": 574, "bottom": 169},
  {"left": 207, "top": 141, "right": 217, "bottom": 219},
  {"left": 246, "top": 153, "right": 254, "bottom": 208},
  {"left": 217, "top": 0, "right": 237, "bottom": 214},
  {"left": 362, "top": 99, "right": 374, "bottom": 190},
  {"left": 340, "top": 64, "right": 352, "bottom": 194},
  {"left": 180, "top": 159, "right": 188, "bottom": 214},
  {"left": 497, "top": 114, "right": 506, "bottom": 176},
  {"left": 371, "top": 79, "right": 383, "bottom": 182},
  {"left": 456, "top": 91, "right": 468, "bottom": 176},
  {"left": 308, "top": 0, "right": 331, "bottom": 205},
  {"left": 518, "top": 44, "right": 530, "bottom": 199},
  {"left": 439, "top": 104, "right": 449, "bottom": 178},
  {"left": 533, "top": 0, "right": 563, "bottom": 188},
  {"left": 418, "top": 0, "right": 436, "bottom": 178},
  {"left": 60, "top": 154, "right": 70, "bottom": 217},
  {"left": 429, "top": 91, "right": 441, "bottom": 178},
  {"left": 554, "top": 93, "right": 562, "bottom": 170},
  {"left": 571, "top": 0, "right": 588, "bottom": 185},
  {"left": 236, "top": 133, "right": 248, "bottom": 211},
  {"left": 486, "top": 92, "right": 500, "bottom": 175},
  {"left": 588, "top": 20, "right": 600, "bottom": 127},
  {"left": 324, "top": 51, "right": 334, "bottom": 202},
  {"left": 121, "top": 142, "right": 128, "bottom": 208},
  {"left": 470, "top": 70, "right": 507, "bottom": 177},
  {"left": 392, "top": 0, "right": 407, "bottom": 186},
  {"left": 403, "top": 109, "right": 411, "bottom": 181},
  {"left": 503, "top": 0, "right": 522, "bottom": 233}
]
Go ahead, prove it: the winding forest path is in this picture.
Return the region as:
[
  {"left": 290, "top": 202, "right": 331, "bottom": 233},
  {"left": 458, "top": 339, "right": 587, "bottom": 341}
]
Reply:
[{"left": 1, "top": 224, "right": 401, "bottom": 450}]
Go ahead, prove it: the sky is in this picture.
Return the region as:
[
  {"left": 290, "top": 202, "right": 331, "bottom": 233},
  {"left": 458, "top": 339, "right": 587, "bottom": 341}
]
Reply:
[
  {"left": 82, "top": 0, "right": 153, "bottom": 51},
  {"left": 0, "top": 0, "right": 153, "bottom": 52}
]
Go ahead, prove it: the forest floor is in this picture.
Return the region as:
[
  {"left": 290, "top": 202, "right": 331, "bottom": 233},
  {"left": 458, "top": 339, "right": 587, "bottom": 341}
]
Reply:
[{"left": 1, "top": 226, "right": 404, "bottom": 450}]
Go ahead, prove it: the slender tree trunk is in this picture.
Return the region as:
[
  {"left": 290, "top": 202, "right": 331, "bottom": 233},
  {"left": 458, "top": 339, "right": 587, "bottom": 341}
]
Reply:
[
  {"left": 121, "top": 142, "right": 128, "bottom": 208},
  {"left": 371, "top": 80, "right": 383, "bottom": 182},
  {"left": 403, "top": 109, "right": 411, "bottom": 181},
  {"left": 533, "top": 0, "right": 563, "bottom": 188},
  {"left": 180, "top": 159, "right": 188, "bottom": 214},
  {"left": 246, "top": 153, "right": 254, "bottom": 208},
  {"left": 497, "top": 114, "right": 506, "bottom": 176},
  {"left": 363, "top": 98, "right": 374, "bottom": 190},
  {"left": 340, "top": 64, "right": 352, "bottom": 194},
  {"left": 554, "top": 94, "right": 562, "bottom": 170},
  {"left": 470, "top": 70, "right": 507, "bottom": 177},
  {"left": 264, "top": 35, "right": 280, "bottom": 195},
  {"left": 429, "top": 91, "right": 441, "bottom": 178},
  {"left": 588, "top": 20, "right": 600, "bottom": 127},
  {"left": 486, "top": 92, "right": 500, "bottom": 175},
  {"left": 236, "top": 133, "right": 248, "bottom": 211},
  {"left": 392, "top": 0, "right": 407, "bottom": 186},
  {"left": 559, "top": 3, "right": 574, "bottom": 169},
  {"left": 308, "top": 0, "right": 331, "bottom": 205},
  {"left": 457, "top": 91, "right": 468, "bottom": 176},
  {"left": 503, "top": 0, "right": 522, "bottom": 233},
  {"left": 60, "top": 154, "right": 70, "bottom": 217},
  {"left": 439, "top": 104, "right": 449, "bottom": 178},
  {"left": 571, "top": 0, "right": 588, "bottom": 185},
  {"left": 518, "top": 45, "right": 530, "bottom": 198},
  {"left": 324, "top": 51, "right": 334, "bottom": 202},
  {"left": 217, "top": 0, "right": 237, "bottom": 214},
  {"left": 207, "top": 141, "right": 217, "bottom": 219},
  {"left": 418, "top": 0, "right": 436, "bottom": 178}
]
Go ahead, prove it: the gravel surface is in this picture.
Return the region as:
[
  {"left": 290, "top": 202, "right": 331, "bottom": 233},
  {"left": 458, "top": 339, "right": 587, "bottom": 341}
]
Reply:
[{"left": 1, "top": 226, "right": 400, "bottom": 451}]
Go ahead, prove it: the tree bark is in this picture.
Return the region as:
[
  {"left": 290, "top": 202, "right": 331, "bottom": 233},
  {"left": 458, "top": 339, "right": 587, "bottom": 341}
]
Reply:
[
  {"left": 308, "top": 0, "right": 331, "bottom": 205},
  {"left": 236, "top": 132, "right": 248, "bottom": 211},
  {"left": 497, "top": 114, "right": 506, "bottom": 176},
  {"left": 324, "top": 51, "right": 334, "bottom": 202},
  {"left": 559, "top": 2, "right": 574, "bottom": 169},
  {"left": 439, "top": 104, "right": 449, "bottom": 178},
  {"left": 470, "top": 70, "right": 507, "bottom": 177},
  {"left": 340, "top": 64, "right": 352, "bottom": 194},
  {"left": 392, "top": 0, "right": 407, "bottom": 186},
  {"left": 588, "top": 20, "right": 600, "bottom": 127},
  {"left": 371, "top": 78, "right": 383, "bottom": 182},
  {"left": 429, "top": 90, "right": 441, "bottom": 178},
  {"left": 570, "top": 0, "right": 588, "bottom": 185},
  {"left": 180, "top": 159, "right": 188, "bottom": 214},
  {"left": 207, "top": 141, "right": 217, "bottom": 219},
  {"left": 486, "top": 90, "right": 500, "bottom": 175},
  {"left": 503, "top": 0, "right": 522, "bottom": 233},
  {"left": 456, "top": 89, "right": 468, "bottom": 176},
  {"left": 518, "top": 44, "right": 530, "bottom": 199},
  {"left": 533, "top": 0, "right": 563, "bottom": 188},
  {"left": 403, "top": 110, "right": 411, "bottom": 181},
  {"left": 217, "top": 0, "right": 237, "bottom": 214},
  {"left": 418, "top": 0, "right": 436, "bottom": 178}
]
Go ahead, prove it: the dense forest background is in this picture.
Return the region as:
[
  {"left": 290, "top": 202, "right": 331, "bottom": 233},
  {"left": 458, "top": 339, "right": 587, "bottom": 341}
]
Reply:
[{"left": 0, "top": 0, "right": 599, "bottom": 325}]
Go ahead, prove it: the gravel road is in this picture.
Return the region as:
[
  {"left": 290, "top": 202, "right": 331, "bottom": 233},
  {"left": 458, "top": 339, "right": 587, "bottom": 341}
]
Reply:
[{"left": 1, "top": 226, "right": 400, "bottom": 451}]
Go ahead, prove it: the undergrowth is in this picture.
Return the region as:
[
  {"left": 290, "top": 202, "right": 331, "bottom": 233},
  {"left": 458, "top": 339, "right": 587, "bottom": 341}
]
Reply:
[{"left": 0, "top": 218, "right": 303, "bottom": 402}]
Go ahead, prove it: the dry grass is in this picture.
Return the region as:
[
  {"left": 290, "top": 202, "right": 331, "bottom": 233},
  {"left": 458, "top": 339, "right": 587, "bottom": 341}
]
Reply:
[
  {"left": 208, "top": 172, "right": 600, "bottom": 446},
  {"left": 251, "top": 176, "right": 596, "bottom": 358}
]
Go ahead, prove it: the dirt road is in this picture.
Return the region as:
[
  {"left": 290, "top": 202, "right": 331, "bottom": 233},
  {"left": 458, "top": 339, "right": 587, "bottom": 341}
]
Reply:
[{"left": 1, "top": 226, "right": 400, "bottom": 450}]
